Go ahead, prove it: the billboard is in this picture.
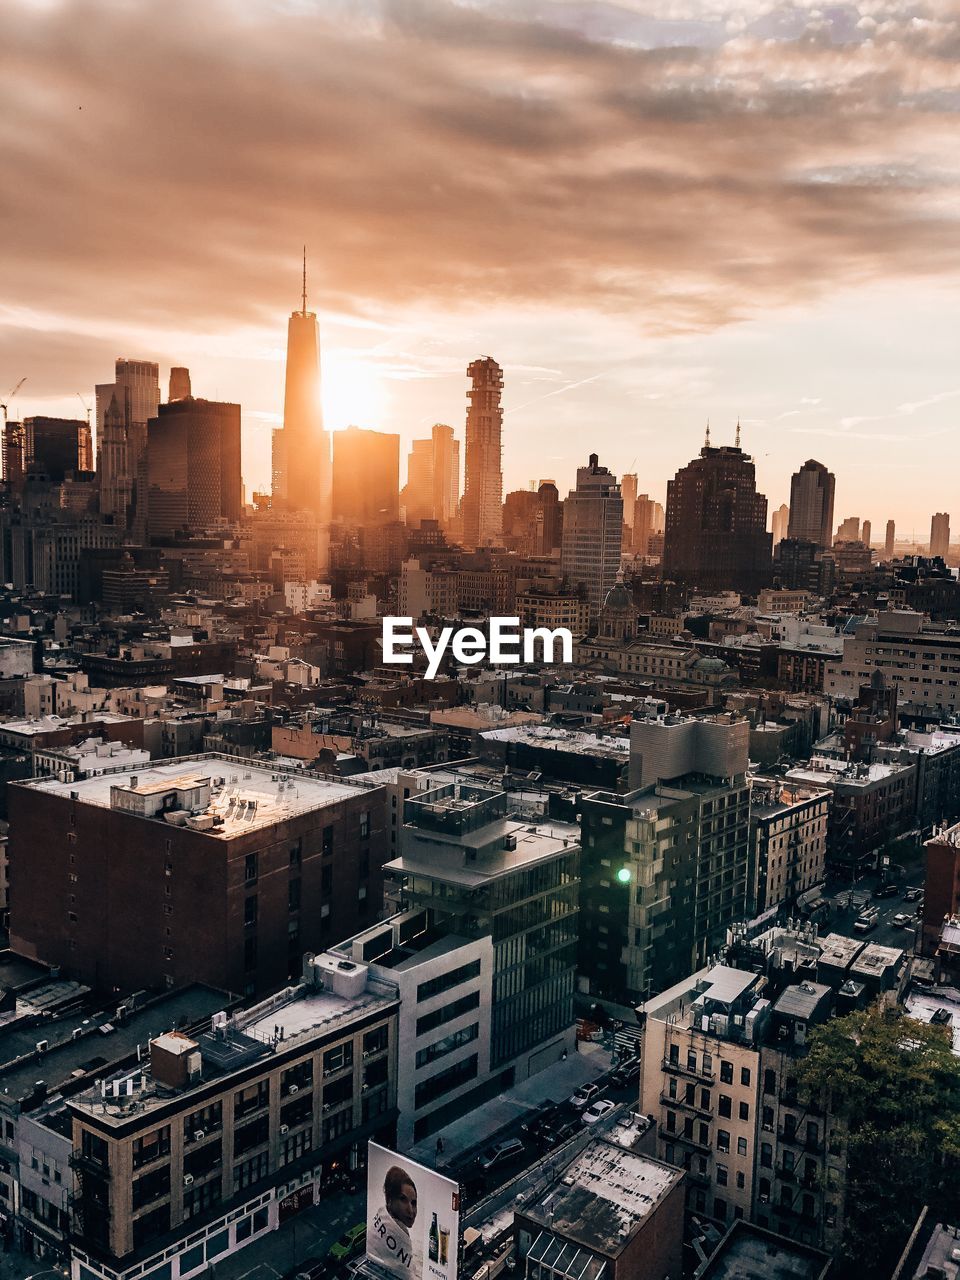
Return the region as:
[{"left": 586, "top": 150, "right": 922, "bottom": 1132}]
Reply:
[{"left": 366, "top": 1141, "right": 461, "bottom": 1280}]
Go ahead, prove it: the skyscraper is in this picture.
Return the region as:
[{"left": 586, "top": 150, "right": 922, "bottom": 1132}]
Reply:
[
  {"left": 96, "top": 358, "right": 161, "bottom": 526},
  {"left": 461, "top": 357, "right": 503, "bottom": 548},
  {"left": 662, "top": 430, "right": 772, "bottom": 594},
  {"left": 771, "top": 502, "right": 790, "bottom": 546},
  {"left": 145, "top": 398, "right": 242, "bottom": 539},
  {"left": 885, "top": 519, "right": 896, "bottom": 560},
  {"left": 275, "top": 255, "right": 330, "bottom": 521},
  {"left": 931, "top": 511, "right": 951, "bottom": 560},
  {"left": 331, "top": 426, "right": 400, "bottom": 527},
  {"left": 861, "top": 519, "right": 872, "bottom": 548},
  {"left": 169, "top": 367, "right": 191, "bottom": 401},
  {"left": 631, "top": 493, "right": 657, "bottom": 557},
  {"left": 22, "top": 417, "right": 85, "bottom": 482},
  {"left": 535, "top": 480, "right": 562, "bottom": 555},
  {"left": 787, "top": 459, "right": 835, "bottom": 549},
  {"left": 621, "top": 472, "right": 638, "bottom": 531},
  {"left": 402, "top": 423, "right": 460, "bottom": 528},
  {"left": 835, "top": 515, "right": 860, "bottom": 542},
  {"left": 560, "top": 453, "right": 623, "bottom": 619}
]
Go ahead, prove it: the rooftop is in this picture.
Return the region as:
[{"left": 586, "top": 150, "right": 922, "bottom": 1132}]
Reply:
[
  {"left": 520, "top": 1138, "right": 682, "bottom": 1256},
  {"left": 480, "top": 724, "right": 630, "bottom": 759},
  {"left": 905, "top": 985, "right": 960, "bottom": 1055},
  {"left": 695, "top": 1222, "right": 831, "bottom": 1280},
  {"left": 18, "top": 754, "right": 371, "bottom": 838}
]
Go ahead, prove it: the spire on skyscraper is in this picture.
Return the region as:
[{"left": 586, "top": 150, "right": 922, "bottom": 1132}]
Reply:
[
  {"left": 735, "top": 418, "right": 741, "bottom": 449},
  {"left": 301, "top": 245, "right": 307, "bottom": 315},
  {"left": 704, "top": 419, "right": 710, "bottom": 448}
]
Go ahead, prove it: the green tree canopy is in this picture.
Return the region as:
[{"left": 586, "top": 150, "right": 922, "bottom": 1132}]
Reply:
[{"left": 799, "top": 1003, "right": 960, "bottom": 1277}]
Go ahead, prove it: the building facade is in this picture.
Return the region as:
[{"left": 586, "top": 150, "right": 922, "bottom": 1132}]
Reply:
[{"left": 461, "top": 358, "right": 503, "bottom": 549}]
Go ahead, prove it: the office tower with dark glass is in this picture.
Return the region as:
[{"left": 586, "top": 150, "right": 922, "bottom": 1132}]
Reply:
[
  {"left": 931, "top": 511, "right": 951, "bottom": 560},
  {"left": 560, "top": 454, "right": 623, "bottom": 619},
  {"left": 146, "top": 398, "right": 242, "bottom": 539},
  {"left": 662, "top": 431, "right": 772, "bottom": 594},
  {"left": 461, "top": 357, "right": 503, "bottom": 548},
  {"left": 22, "top": 416, "right": 85, "bottom": 482},
  {"left": 787, "top": 459, "right": 835, "bottom": 549},
  {"left": 274, "top": 259, "right": 330, "bottom": 521}
]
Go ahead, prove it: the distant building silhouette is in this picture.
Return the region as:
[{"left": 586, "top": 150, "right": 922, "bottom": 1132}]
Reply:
[
  {"left": 561, "top": 453, "right": 623, "bottom": 620},
  {"left": 96, "top": 358, "right": 160, "bottom": 530},
  {"left": 788, "top": 459, "right": 835, "bottom": 550},
  {"left": 274, "top": 255, "right": 330, "bottom": 521},
  {"left": 461, "top": 357, "right": 503, "bottom": 548},
  {"left": 663, "top": 431, "right": 772, "bottom": 594},
  {"left": 23, "top": 416, "right": 85, "bottom": 482},
  {"left": 332, "top": 425, "right": 400, "bottom": 527},
  {"left": 771, "top": 502, "right": 790, "bottom": 547},
  {"left": 146, "top": 398, "right": 242, "bottom": 539},
  {"left": 403, "top": 423, "right": 459, "bottom": 528},
  {"left": 168, "top": 366, "right": 192, "bottom": 400},
  {"left": 884, "top": 519, "right": 895, "bottom": 559},
  {"left": 931, "top": 511, "right": 951, "bottom": 560}
]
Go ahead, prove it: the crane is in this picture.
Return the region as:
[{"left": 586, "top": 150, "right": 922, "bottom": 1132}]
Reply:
[
  {"left": 76, "top": 392, "right": 91, "bottom": 422},
  {"left": 1, "top": 377, "right": 26, "bottom": 428}
]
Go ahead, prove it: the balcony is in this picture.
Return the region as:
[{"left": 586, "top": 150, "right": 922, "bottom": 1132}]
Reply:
[
  {"left": 662, "top": 1125, "right": 712, "bottom": 1155},
  {"left": 662, "top": 1057, "right": 714, "bottom": 1082},
  {"left": 660, "top": 1091, "right": 713, "bottom": 1119},
  {"left": 778, "top": 1129, "right": 821, "bottom": 1153},
  {"left": 70, "top": 1150, "right": 110, "bottom": 1179}
]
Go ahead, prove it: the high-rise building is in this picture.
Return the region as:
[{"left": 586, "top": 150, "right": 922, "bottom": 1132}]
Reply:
[
  {"left": 835, "top": 515, "right": 860, "bottom": 543},
  {"left": 630, "top": 493, "right": 658, "bottom": 557},
  {"left": 145, "top": 398, "right": 242, "bottom": 539},
  {"left": 331, "top": 425, "right": 400, "bottom": 527},
  {"left": 560, "top": 453, "right": 623, "bottom": 619},
  {"left": 461, "top": 357, "right": 503, "bottom": 548},
  {"left": 2, "top": 421, "right": 25, "bottom": 490},
  {"left": 535, "top": 479, "right": 562, "bottom": 555},
  {"left": 275, "top": 260, "right": 330, "bottom": 521},
  {"left": 662, "top": 432, "right": 772, "bottom": 594},
  {"left": 168, "top": 366, "right": 191, "bottom": 400},
  {"left": 787, "top": 459, "right": 835, "bottom": 549},
  {"left": 771, "top": 502, "right": 790, "bottom": 547},
  {"left": 22, "top": 416, "right": 85, "bottom": 482},
  {"left": 502, "top": 487, "right": 539, "bottom": 553},
  {"left": 885, "top": 518, "right": 896, "bottom": 559},
  {"left": 621, "top": 471, "right": 638, "bottom": 529},
  {"left": 931, "top": 511, "right": 951, "bottom": 560},
  {"left": 861, "top": 518, "right": 872, "bottom": 548},
  {"left": 402, "top": 423, "right": 460, "bottom": 528},
  {"left": 96, "top": 358, "right": 161, "bottom": 527}
]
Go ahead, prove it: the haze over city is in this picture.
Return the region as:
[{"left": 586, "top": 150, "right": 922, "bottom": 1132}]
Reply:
[{"left": 3, "top": 0, "right": 960, "bottom": 529}]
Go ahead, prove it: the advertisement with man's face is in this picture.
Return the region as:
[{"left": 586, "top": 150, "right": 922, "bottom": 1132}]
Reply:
[{"left": 366, "top": 1142, "right": 460, "bottom": 1280}]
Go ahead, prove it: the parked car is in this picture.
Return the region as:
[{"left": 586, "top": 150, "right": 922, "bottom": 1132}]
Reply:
[
  {"left": 328, "top": 1224, "right": 366, "bottom": 1263},
  {"left": 570, "top": 1083, "right": 603, "bottom": 1110},
  {"left": 609, "top": 1058, "right": 641, "bottom": 1088},
  {"left": 582, "top": 1099, "right": 617, "bottom": 1125},
  {"left": 873, "top": 882, "right": 900, "bottom": 898},
  {"left": 539, "top": 1115, "right": 580, "bottom": 1147},
  {"left": 892, "top": 913, "right": 914, "bottom": 928},
  {"left": 904, "top": 886, "right": 924, "bottom": 902},
  {"left": 477, "top": 1137, "right": 525, "bottom": 1173},
  {"left": 521, "top": 1102, "right": 559, "bottom": 1139}
]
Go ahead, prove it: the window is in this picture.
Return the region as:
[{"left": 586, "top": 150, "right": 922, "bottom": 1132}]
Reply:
[
  {"left": 720, "top": 1061, "right": 733, "bottom": 1085},
  {"left": 737, "top": 1136, "right": 748, "bottom": 1156},
  {"left": 235, "top": 1079, "right": 269, "bottom": 1118},
  {"left": 700, "top": 1088, "right": 710, "bottom": 1109},
  {"left": 714, "top": 1198, "right": 727, "bottom": 1222},
  {"left": 233, "top": 1151, "right": 270, "bottom": 1192},
  {"left": 360, "top": 811, "right": 371, "bottom": 839},
  {"left": 323, "top": 1042, "right": 354, "bottom": 1075},
  {"left": 234, "top": 1115, "right": 269, "bottom": 1157},
  {"left": 289, "top": 841, "right": 302, "bottom": 868},
  {"left": 132, "top": 1127, "right": 170, "bottom": 1169},
  {"left": 288, "top": 880, "right": 301, "bottom": 912},
  {"left": 280, "top": 1129, "right": 313, "bottom": 1167},
  {"left": 687, "top": 1049, "right": 698, "bottom": 1071},
  {"left": 323, "top": 1110, "right": 354, "bottom": 1144},
  {"left": 244, "top": 853, "right": 258, "bottom": 884},
  {"left": 739, "top": 1101, "right": 750, "bottom": 1121},
  {"left": 414, "top": 1055, "right": 478, "bottom": 1108},
  {"left": 717, "top": 1130, "right": 730, "bottom": 1153},
  {"left": 244, "top": 936, "right": 258, "bottom": 971},
  {"left": 736, "top": 1171, "right": 745, "bottom": 1190},
  {"left": 244, "top": 896, "right": 258, "bottom": 927},
  {"left": 718, "top": 1095, "right": 732, "bottom": 1118},
  {"left": 184, "top": 1101, "right": 222, "bottom": 1138},
  {"left": 281, "top": 1060, "right": 313, "bottom": 1095},
  {"left": 322, "top": 825, "right": 334, "bottom": 856},
  {"left": 417, "top": 960, "right": 481, "bottom": 1002},
  {"left": 740, "top": 1067, "right": 751, "bottom": 1086},
  {"left": 364, "top": 1025, "right": 389, "bottom": 1056},
  {"left": 762, "top": 1105, "right": 774, "bottom": 1132},
  {"left": 716, "top": 1164, "right": 728, "bottom": 1186},
  {"left": 132, "top": 1165, "right": 170, "bottom": 1210},
  {"left": 321, "top": 865, "right": 333, "bottom": 895},
  {"left": 416, "top": 990, "right": 481, "bottom": 1037},
  {"left": 183, "top": 1180, "right": 221, "bottom": 1221}
]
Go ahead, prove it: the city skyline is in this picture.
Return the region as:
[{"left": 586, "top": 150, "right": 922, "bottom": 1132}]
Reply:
[{"left": 3, "top": 0, "right": 960, "bottom": 529}]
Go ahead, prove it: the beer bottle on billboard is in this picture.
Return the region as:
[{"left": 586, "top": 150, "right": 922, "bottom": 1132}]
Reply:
[{"left": 429, "top": 1212, "right": 439, "bottom": 1263}]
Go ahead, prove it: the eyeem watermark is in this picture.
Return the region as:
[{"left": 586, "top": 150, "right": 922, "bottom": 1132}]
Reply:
[{"left": 383, "top": 616, "right": 573, "bottom": 680}]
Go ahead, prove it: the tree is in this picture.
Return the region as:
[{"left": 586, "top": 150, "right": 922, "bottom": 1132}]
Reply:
[{"left": 799, "top": 1003, "right": 960, "bottom": 1277}]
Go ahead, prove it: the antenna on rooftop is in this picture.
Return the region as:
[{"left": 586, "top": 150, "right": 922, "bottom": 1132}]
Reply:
[{"left": 302, "top": 246, "right": 307, "bottom": 315}]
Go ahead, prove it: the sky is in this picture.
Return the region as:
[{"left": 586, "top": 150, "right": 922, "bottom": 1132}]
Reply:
[{"left": 2, "top": 0, "right": 960, "bottom": 536}]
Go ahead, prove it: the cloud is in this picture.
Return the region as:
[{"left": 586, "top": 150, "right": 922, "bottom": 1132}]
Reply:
[{"left": 0, "top": 0, "right": 959, "bottom": 354}]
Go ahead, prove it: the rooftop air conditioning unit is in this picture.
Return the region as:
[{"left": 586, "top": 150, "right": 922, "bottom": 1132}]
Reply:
[{"left": 183, "top": 1174, "right": 194, "bottom": 1186}]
